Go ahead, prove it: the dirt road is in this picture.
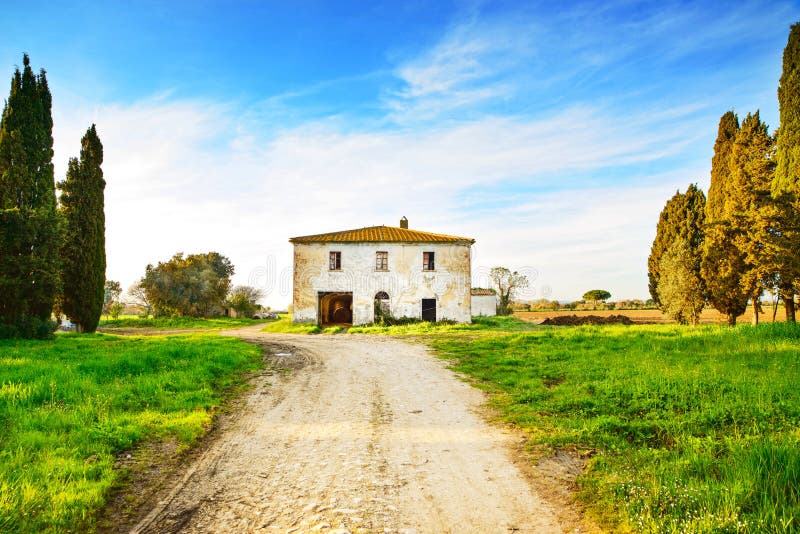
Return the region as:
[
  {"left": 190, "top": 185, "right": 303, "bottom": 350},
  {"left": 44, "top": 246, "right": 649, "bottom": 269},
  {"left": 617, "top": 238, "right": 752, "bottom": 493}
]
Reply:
[{"left": 131, "top": 326, "right": 564, "bottom": 533}]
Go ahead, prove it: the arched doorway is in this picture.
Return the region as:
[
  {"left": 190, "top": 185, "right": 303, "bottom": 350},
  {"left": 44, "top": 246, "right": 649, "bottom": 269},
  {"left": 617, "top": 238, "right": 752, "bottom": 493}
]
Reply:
[
  {"left": 374, "top": 291, "right": 390, "bottom": 321},
  {"left": 318, "top": 292, "right": 353, "bottom": 326}
]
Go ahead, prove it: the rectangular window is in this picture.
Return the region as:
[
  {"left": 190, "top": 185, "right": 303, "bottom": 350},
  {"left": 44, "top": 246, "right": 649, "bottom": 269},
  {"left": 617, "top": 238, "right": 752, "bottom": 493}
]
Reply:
[
  {"left": 423, "top": 251, "right": 435, "bottom": 271},
  {"left": 329, "top": 251, "right": 341, "bottom": 270},
  {"left": 376, "top": 251, "right": 388, "bottom": 271}
]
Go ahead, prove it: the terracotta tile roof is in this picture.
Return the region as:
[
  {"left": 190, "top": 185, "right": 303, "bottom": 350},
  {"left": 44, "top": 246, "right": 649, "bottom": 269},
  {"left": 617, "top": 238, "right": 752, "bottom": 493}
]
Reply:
[
  {"left": 471, "top": 288, "right": 497, "bottom": 296},
  {"left": 290, "top": 225, "right": 475, "bottom": 244}
]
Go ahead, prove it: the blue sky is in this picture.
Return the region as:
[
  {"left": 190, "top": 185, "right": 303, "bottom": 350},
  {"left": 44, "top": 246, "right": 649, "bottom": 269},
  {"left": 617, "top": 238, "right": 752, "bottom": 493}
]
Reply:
[{"left": 1, "top": 1, "right": 798, "bottom": 306}]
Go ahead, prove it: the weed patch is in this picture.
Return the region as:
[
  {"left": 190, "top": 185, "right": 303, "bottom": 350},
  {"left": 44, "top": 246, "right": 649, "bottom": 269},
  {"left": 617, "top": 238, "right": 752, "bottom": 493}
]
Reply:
[
  {"left": 260, "top": 315, "right": 321, "bottom": 334},
  {"left": 348, "top": 315, "right": 535, "bottom": 335},
  {"left": 98, "top": 316, "right": 267, "bottom": 330}
]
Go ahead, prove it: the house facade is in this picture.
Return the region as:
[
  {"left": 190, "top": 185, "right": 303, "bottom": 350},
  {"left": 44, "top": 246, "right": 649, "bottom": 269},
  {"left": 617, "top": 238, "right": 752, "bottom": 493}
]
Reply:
[{"left": 290, "top": 218, "right": 474, "bottom": 326}]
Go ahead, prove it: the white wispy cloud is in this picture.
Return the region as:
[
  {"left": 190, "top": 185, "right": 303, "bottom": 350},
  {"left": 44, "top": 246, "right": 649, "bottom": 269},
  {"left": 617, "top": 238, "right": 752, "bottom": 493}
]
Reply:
[
  {"left": 386, "top": 15, "right": 538, "bottom": 122},
  {"left": 51, "top": 91, "right": 709, "bottom": 307}
]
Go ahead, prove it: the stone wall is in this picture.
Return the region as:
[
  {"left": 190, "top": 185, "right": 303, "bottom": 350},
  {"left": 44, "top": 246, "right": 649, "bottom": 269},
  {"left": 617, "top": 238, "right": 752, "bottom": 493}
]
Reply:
[{"left": 470, "top": 294, "right": 497, "bottom": 317}]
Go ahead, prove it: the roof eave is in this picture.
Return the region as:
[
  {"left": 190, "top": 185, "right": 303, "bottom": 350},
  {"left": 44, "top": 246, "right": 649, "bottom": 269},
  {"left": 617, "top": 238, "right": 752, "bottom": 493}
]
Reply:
[{"left": 290, "top": 238, "right": 475, "bottom": 245}]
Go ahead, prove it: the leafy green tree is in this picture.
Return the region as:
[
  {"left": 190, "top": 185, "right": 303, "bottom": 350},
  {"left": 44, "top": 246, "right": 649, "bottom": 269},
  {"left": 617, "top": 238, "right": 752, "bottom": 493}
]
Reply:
[
  {"left": 59, "top": 125, "right": 105, "bottom": 332},
  {"left": 108, "top": 301, "right": 124, "bottom": 320},
  {"left": 228, "top": 285, "right": 264, "bottom": 317},
  {"left": 582, "top": 289, "right": 611, "bottom": 304},
  {"left": 126, "top": 279, "right": 153, "bottom": 318},
  {"left": 772, "top": 23, "right": 800, "bottom": 321},
  {"left": 648, "top": 184, "right": 706, "bottom": 307},
  {"left": 142, "top": 252, "right": 234, "bottom": 317},
  {"left": 103, "top": 280, "right": 122, "bottom": 317},
  {"left": 658, "top": 238, "right": 706, "bottom": 326},
  {"left": 0, "top": 54, "right": 59, "bottom": 338},
  {"left": 489, "top": 267, "right": 528, "bottom": 315}
]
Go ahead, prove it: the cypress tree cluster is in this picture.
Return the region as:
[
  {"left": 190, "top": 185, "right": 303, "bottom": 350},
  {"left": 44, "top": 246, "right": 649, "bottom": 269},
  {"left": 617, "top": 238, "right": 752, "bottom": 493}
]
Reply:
[
  {"left": 59, "top": 125, "right": 105, "bottom": 333},
  {"left": 0, "top": 54, "right": 106, "bottom": 338},
  {"left": 649, "top": 22, "right": 800, "bottom": 325}
]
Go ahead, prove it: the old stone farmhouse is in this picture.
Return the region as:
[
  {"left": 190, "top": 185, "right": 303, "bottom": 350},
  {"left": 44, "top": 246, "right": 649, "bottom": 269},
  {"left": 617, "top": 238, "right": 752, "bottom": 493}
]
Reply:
[{"left": 290, "top": 217, "right": 475, "bottom": 326}]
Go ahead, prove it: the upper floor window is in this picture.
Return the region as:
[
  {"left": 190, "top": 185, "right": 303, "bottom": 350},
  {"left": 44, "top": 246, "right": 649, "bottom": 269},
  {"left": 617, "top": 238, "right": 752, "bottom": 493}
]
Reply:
[
  {"left": 376, "top": 251, "right": 388, "bottom": 271},
  {"left": 423, "top": 251, "right": 435, "bottom": 271},
  {"left": 329, "top": 251, "right": 341, "bottom": 270}
]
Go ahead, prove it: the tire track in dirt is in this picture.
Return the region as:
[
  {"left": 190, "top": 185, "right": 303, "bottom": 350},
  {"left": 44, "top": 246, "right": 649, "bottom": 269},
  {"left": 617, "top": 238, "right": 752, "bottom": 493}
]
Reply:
[{"left": 129, "top": 328, "right": 565, "bottom": 533}]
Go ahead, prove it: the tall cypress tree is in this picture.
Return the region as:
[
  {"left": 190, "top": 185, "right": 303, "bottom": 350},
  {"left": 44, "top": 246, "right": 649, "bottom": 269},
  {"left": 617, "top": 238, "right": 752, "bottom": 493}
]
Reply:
[
  {"left": 707, "top": 111, "right": 740, "bottom": 221},
  {"left": 727, "top": 111, "right": 776, "bottom": 325},
  {"left": 702, "top": 111, "right": 749, "bottom": 326},
  {"left": 0, "top": 54, "right": 60, "bottom": 338},
  {"left": 648, "top": 184, "right": 706, "bottom": 317},
  {"left": 772, "top": 23, "right": 800, "bottom": 321},
  {"left": 59, "top": 125, "right": 105, "bottom": 333},
  {"left": 774, "top": 23, "right": 800, "bottom": 195}
]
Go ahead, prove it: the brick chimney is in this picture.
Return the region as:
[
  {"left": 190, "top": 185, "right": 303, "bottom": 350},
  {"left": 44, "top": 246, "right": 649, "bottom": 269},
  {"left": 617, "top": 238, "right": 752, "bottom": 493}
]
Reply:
[{"left": 400, "top": 216, "right": 408, "bottom": 229}]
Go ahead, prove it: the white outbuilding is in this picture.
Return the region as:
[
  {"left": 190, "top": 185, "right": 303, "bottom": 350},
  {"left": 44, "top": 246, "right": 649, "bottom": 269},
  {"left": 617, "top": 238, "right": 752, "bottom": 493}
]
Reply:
[{"left": 470, "top": 288, "right": 497, "bottom": 317}]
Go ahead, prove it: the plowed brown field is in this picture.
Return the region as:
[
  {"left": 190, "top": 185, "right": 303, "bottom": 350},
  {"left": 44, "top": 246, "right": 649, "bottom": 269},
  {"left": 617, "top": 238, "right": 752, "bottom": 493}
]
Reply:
[{"left": 515, "top": 306, "right": 786, "bottom": 325}]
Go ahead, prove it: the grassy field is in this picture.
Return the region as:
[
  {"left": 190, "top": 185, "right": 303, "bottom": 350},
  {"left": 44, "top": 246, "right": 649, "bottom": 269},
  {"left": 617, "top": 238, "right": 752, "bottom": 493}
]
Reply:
[
  {"left": 18, "top": 314, "right": 794, "bottom": 532},
  {"left": 425, "top": 322, "right": 800, "bottom": 533},
  {"left": 515, "top": 305, "right": 786, "bottom": 325},
  {"left": 260, "top": 314, "right": 800, "bottom": 529},
  {"left": 98, "top": 315, "right": 268, "bottom": 331},
  {"left": 0, "top": 333, "right": 263, "bottom": 533}
]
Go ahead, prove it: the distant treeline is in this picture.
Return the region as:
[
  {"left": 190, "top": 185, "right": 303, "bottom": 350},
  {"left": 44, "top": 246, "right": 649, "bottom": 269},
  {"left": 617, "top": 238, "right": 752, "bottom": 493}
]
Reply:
[{"left": 512, "top": 299, "right": 656, "bottom": 312}]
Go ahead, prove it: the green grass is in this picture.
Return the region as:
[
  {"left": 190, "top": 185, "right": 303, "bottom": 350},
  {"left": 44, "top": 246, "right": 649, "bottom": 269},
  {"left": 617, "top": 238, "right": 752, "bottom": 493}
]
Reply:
[
  {"left": 259, "top": 314, "right": 533, "bottom": 335},
  {"left": 98, "top": 315, "right": 267, "bottom": 330},
  {"left": 348, "top": 315, "right": 535, "bottom": 334},
  {"left": 260, "top": 315, "right": 322, "bottom": 334},
  {"left": 427, "top": 323, "right": 800, "bottom": 533},
  {"left": 0, "top": 333, "right": 263, "bottom": 533}
]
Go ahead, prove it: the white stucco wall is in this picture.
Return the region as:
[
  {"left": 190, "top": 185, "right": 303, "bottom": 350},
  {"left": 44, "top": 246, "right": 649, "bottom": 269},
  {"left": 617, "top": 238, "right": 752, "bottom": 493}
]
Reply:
[
  {"left": 292, "top": 242, "right": 472, "bottom": 325},
  {"left": 471, "top": 294, "right": 497, "bottom": 317}
]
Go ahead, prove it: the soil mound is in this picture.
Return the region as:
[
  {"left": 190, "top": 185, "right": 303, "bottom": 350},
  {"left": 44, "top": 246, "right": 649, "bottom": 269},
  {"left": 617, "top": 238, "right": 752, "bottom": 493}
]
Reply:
[{"left": 540, "top": 314, "right": 634, "bottom": 326}]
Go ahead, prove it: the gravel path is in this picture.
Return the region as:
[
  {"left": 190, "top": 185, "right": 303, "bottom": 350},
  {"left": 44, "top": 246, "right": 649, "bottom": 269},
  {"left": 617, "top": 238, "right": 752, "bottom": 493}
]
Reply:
[{"left": 131, "top": 326, "right": 564, "bottom": 533}]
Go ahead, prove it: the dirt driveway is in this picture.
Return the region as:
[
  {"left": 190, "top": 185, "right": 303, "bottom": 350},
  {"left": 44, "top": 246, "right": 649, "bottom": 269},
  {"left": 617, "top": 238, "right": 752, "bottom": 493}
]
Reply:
[{"left": 131, "top": 326, "right": 565, "bottom": 533}]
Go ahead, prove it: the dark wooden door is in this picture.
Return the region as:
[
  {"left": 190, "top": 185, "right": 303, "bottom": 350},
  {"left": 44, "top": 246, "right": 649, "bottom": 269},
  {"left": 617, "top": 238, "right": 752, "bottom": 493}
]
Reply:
[{"left": 421, "top": 299, "right": 436, "bottom": 322}]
